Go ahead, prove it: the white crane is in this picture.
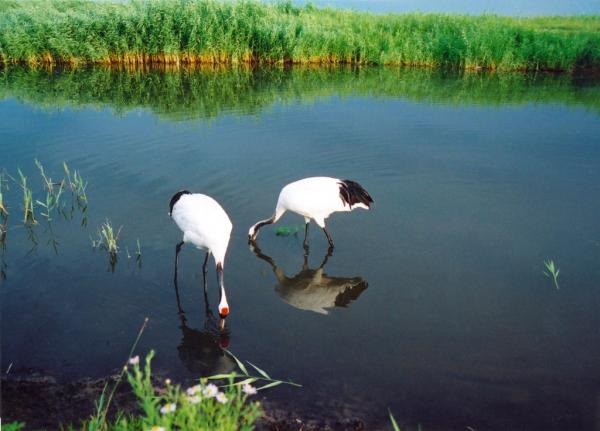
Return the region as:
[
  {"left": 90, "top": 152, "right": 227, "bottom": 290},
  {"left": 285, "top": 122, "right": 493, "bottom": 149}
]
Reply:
[
  {"left": 248, "top": 177, "right": 373, "bottom": 250},
  {"left": 170, "top": 190, "right": 232, "bottom": 329}
]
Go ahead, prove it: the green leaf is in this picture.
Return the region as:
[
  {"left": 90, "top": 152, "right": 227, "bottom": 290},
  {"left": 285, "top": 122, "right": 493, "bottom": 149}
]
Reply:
[
  {"left": 225, "top": 349, "right": 249, "bottom": 375},
  {"left": 230, "top": 377, "right": 258, "bottom": 386},
  {"left": 389, "top": 410, "right": 401, "bottom": 431},
  {"left": 207, "top": 373, "right": 239, "bottom": 380},
  {"left": 257, "top": 380, "right": 283, "bottom": 390},
  {"left": 247, "top": 361, "right": 271, "bottom": 379}
]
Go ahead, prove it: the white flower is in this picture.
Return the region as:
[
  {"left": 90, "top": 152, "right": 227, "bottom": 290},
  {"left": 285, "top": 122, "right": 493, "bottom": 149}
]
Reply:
[
  {"left": 203, "top": 383, "right": 218, "bottom": 398},
  {"left": 188, "top": 395, "right": 202, "bottom": 404},
  {"left": 149, "top": 427, "right": 165, "bottom": 431},
  {"left": 186, "top": 384, "right": 201, "bottom": 396},
  {"left": 242, "top": 383, "right": 257, "bottom": 395},
  {"left": 165, "top": 378, "right": 171, "bottom": 385},
  {"left": 216, "top": 392, "right": 228, "bottom": 404},
  {"left": 128, "top": 356, "right": 139, "bottom": 365},
  {"left": 160, "top": 403, "right": 176, "bottom": 414}
]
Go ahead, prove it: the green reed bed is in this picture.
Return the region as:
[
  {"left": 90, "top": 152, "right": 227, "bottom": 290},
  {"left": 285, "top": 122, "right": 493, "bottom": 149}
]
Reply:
[{"left": 0, "top": 0, "right": 599, "bottom": 71}]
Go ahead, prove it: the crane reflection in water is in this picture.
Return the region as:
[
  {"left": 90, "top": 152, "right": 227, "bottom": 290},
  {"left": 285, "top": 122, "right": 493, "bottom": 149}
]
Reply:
[
  {"left": 172, "top": 267, "right": 235, "bottom": 376},
  {"left": 250, "top": 243, "right": 368, "bottom": 314}
]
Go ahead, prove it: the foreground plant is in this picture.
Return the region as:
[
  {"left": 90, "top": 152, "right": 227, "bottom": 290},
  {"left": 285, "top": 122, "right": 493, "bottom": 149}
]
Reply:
[
  {"left": 543, "top": 259, "right": 560, "bottom": 289},
  {"left": 80, "top": 349, "right": 299, "bottom": 430},
  {"left": 115, "top": 351, "right": 263, "bottom": 431}
]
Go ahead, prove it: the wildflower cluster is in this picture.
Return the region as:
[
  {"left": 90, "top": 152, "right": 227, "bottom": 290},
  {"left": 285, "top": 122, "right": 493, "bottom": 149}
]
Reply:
[{"left": 124, "top": 351, "right": 262, "bottom": 431}]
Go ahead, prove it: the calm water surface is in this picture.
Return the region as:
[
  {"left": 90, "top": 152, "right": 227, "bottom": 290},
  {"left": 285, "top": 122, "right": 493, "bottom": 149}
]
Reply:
[{"left": 2, "top": 66, "right": 600, "bottom": 430}]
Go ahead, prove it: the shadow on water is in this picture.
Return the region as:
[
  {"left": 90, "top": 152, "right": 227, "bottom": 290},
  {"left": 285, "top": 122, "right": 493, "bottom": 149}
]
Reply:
[
  {"left": 250, "top": 242, "right": 368, "bottom": 314},
  {"left": 173, "top": 263, "right": 234, "bottom": 377},
  {"left": 1, "top": 65, "right": 600, "bottom": 120}
]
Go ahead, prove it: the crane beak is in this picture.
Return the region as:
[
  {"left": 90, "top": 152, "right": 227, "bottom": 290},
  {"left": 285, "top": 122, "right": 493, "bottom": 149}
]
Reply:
[{"left": 219, "top": 318, "right": 226, "bottom": 331}]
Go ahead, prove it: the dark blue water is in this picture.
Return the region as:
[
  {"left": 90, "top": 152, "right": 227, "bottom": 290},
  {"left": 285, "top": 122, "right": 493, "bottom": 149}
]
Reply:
[{"left": 2, "top": 66, "right": 600, "bottom": 429}]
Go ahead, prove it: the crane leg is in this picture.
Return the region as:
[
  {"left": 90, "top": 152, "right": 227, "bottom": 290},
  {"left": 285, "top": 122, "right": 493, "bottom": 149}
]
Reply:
[
  {"left": 202, "top": 252, "right": 210, "bottom": 301},
  {"left": 174, "top": 241, "right": 184, "bottom": 283},
  {"left": 303, "top": 222, "right": 310, "bottom": 253},
  {"left": 322, "top": 226, "right": 334, "bottom": 254}
]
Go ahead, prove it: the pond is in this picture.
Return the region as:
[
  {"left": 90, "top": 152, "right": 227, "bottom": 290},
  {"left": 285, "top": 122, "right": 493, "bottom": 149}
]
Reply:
[{"left": 2, "top": 65, "right": 600, "bottom": 430}]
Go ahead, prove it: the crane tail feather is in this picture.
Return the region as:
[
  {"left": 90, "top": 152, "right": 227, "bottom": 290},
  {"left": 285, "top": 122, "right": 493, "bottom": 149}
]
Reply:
[{"left": 338, "top": 180, "right": 373, "bottom": 209}]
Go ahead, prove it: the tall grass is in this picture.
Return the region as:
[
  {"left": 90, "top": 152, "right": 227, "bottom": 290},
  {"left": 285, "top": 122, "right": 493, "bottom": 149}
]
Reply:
[{"left": 0, "top": 0, "right": 599, "bottom": 71}]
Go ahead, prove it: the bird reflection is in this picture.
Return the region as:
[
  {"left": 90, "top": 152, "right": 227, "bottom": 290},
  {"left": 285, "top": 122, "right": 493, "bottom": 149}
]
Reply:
[
  {"left": 250, "top": 243, "right": 368, "bottom": 314},
  {"left": 173, "top": 269, "right": 235, "bottom": 376}
]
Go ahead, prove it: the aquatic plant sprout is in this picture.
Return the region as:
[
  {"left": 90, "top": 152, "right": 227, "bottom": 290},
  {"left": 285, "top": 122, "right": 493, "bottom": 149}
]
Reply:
[
  {"left": 544, "top": 259, "right": 560, "bottom": 289},
  {"left": 34, "top": 160, "right": 66, "bottom": 222},
  {"left": 92, "top": 219, "right": 123, "bottom": 256},
  {"left": 17, "top": 168, "right": 36, "bottom": 225},
  {"left": 63, "top": 162, "right": 88, "bottom": 208},
  {"left": 0, "top": 170, "right": 9, "bottom": 217},
  {"left": 389, "top": 410, "right": 401, "bottom": 431}
]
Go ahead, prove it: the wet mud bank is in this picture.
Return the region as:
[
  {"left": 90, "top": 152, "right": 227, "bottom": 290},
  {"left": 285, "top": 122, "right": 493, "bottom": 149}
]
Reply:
[{"left": 1, "top": 370, "right": 366, "bottom": 431}]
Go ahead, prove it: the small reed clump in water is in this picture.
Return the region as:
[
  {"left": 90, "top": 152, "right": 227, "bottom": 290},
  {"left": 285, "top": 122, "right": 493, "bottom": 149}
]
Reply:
[
  {"left": 92, "top": 219, "right": 122, "bottom": 256},
  {"left": 544, "top": 259, "right": 560, "bottom": 289},
  {"left": 34, "top": 159, "right": 65, "bottom": 222},
  {"left": 16, "top": 168, "right": 36, "bottom": 225}
]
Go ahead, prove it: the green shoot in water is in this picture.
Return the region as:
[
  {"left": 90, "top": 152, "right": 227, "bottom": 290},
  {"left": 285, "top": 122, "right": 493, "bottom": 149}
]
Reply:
[
  {"left": 34, "top": 159, "right": 66, "bottom": 221},
  {"left": 0, "top": 170, "right": 8, "bottom": 217},
  {"left": 35, "top": 159, "right": 65, "bottom": 222},
  {"left": 17, "top": 168, "right": 36, "bottom": 225},
  {"left": 63, "top": 162, "right": 88, "bottom": 209},
  {"left": 544, "top": 259, "right": 560, "bottom": 289},
  {"left": 389, "top": 410, "right": 401, "bottom": 431},
  {"left": 92, "top": 219, "right": 123, "bottom": 257}
]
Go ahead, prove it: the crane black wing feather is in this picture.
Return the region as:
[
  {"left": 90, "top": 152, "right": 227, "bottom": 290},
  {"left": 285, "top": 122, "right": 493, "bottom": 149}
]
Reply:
[{"left": 338, "top": 180, "right": 373, "bottom": 208}]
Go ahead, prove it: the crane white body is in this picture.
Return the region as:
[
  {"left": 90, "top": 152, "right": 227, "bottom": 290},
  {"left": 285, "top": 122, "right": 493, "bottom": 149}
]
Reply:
[
  {"left": 170, "top": 191, "right": 232, "bottom": 322},
  {"left": 277, "top": 177, "right": 368, "bottom": 227},
  {"left": 171, "top": 193, "right": 232, "bottom": 265},
  {"left": 248, "top": 177, "right": 373, "bottom": 247}
]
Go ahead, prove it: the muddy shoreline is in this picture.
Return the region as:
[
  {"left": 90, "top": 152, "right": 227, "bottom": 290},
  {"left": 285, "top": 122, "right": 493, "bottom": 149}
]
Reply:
[{"left": 1, "top": 369, "right": 366, "bottom": 431}]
